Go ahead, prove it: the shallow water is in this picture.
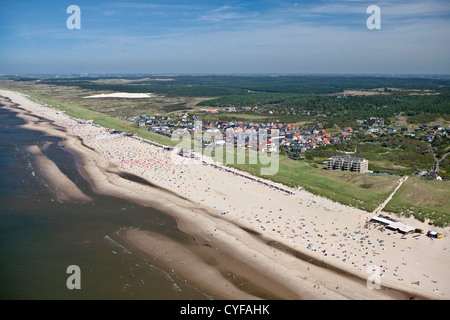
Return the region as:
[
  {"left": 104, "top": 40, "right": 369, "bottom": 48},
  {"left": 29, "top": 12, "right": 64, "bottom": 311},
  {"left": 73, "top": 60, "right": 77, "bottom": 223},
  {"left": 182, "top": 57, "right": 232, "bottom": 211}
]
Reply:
[{"left": 0, "top": 103, "right": 211, "bottom": 299}]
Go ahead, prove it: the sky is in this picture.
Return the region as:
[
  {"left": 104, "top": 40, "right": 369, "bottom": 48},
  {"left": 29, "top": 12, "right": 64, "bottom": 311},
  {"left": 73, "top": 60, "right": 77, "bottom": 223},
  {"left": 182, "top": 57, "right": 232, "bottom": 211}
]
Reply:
[{"left": 0, "top": 0, "right": 449, "bottom": 75}]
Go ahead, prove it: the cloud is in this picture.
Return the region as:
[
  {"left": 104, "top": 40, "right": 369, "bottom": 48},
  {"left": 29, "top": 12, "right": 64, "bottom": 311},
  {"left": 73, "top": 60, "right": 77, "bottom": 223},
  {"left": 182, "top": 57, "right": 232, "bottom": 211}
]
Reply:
[
  {"left": 1, "top": 0, "right": 449, "bottom": 74},
  {"left": 58, "top": 13, "right": 447, "bottom": 74},
  {"left": 199, "top": 5, "right": 258, "bottom": 22},
  {"left": 103, "top": 10, "right": 116, "bottom": 17}
]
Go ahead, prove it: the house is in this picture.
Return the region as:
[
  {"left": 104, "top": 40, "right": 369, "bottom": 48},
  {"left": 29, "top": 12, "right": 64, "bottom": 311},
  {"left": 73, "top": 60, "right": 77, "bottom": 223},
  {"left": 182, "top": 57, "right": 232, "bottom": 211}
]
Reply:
[
  {"left": 387, "top": 128, "right": 397, "bottom": 134},
  {"left": 365, "top": 128, "right": 379, "bottom": 135},
  {"left": 285, "top": 125, "right": 299, "bottom": 133},
  {"left": 341, "top": 132, "right": 352, "bottom": 140}
]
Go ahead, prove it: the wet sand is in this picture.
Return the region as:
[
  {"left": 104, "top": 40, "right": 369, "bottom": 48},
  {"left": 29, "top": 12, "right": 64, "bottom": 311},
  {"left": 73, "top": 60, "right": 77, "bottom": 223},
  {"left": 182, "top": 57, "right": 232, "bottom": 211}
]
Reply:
[{"left": 27, "top": 144, "right": 92, "bottom": 202}]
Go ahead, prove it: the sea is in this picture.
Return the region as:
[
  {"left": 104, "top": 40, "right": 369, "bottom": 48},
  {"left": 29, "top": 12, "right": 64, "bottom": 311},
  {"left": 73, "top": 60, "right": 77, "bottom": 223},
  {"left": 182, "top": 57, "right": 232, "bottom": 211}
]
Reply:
[{"left": 0, "top": 103, "right": 211, "bottom": 300}]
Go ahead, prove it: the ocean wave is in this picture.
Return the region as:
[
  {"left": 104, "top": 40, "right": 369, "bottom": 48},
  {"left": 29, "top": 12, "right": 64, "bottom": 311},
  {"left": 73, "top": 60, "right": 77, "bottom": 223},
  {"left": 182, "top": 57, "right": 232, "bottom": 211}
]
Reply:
[{"left": 104, "top": 235, "right": 132, "bottom": 254}]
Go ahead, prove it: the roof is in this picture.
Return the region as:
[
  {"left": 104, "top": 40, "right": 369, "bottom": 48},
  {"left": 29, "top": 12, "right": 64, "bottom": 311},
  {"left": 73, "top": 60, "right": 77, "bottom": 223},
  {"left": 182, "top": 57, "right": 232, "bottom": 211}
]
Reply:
[
  {"left": 370, "top": 216, "right": 415, "bottom": 233},
  {"left": 330, "top": 155, "right": 368, "bottom": 162},
  {"left": 387, "top": 222, "right": 415, "bottom": 233},
  {"left": 370, "top": 216, "right": 392, "bottom": 225}
]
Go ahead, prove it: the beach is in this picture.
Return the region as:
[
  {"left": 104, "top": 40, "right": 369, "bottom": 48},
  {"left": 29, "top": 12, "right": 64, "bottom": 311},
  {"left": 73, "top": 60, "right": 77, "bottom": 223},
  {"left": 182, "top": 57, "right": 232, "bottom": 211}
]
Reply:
[{"left": 1, "top": 89, "right": 449, "bottom": 300}]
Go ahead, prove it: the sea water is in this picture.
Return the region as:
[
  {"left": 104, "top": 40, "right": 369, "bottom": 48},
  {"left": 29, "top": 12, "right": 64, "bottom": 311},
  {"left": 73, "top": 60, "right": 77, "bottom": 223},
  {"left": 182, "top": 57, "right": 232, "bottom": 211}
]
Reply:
[{"left": 0, "top": 103, "right": 210, "bottom": 300}]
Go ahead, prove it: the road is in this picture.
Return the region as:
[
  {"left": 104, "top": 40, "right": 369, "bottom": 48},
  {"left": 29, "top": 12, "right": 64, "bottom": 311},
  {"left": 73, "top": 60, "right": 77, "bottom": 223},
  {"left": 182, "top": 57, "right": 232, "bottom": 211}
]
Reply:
[
  {"left": 372, "top": 175, "right": 409, "bottom": 215},
  {"left": 429, "top": 144, "right": 449, "bottom": 178}
]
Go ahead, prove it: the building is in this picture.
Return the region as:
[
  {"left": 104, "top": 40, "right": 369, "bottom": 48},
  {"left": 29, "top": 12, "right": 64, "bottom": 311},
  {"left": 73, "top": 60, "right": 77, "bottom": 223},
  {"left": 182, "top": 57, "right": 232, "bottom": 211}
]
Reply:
[
  {"left": 327, "top": 155, "right": 369, "bottom": 173},
  {"left": 370, "top": 216, "right": 415, "bottom": 234}
]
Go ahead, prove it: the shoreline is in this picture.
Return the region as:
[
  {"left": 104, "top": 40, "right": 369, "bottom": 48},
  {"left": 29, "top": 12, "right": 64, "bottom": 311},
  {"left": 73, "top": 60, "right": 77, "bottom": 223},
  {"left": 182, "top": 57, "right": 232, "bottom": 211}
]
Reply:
[
  {"left": 27, "top": 144, "right": 92, "bottom": 202},
  {"left": 1, "top": 89, "right": 449, "bottom": 300}
]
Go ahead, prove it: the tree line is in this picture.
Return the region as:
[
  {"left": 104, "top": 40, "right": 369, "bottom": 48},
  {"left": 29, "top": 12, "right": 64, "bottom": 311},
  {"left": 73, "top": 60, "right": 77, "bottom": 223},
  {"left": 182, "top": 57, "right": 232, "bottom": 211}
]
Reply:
[{"left": 199, "top": 92, "right": 450, "bottom": 118}]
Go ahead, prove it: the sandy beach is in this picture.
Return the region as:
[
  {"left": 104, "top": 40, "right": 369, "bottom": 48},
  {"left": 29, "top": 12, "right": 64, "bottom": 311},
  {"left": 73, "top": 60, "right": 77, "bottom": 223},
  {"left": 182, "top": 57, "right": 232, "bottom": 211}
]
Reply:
[{"left": 1, "top": 89, "right": 449, "bottom": 300}]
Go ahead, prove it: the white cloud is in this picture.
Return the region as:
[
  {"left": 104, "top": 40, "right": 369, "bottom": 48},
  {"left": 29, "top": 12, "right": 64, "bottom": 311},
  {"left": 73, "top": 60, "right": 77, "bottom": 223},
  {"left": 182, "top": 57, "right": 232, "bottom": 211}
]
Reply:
[
  {"left": 1, "top": 0, "right": 449, "bottom": 74},
  {"left": 199, "top": 5, "right": 258, "bottom": 22}
]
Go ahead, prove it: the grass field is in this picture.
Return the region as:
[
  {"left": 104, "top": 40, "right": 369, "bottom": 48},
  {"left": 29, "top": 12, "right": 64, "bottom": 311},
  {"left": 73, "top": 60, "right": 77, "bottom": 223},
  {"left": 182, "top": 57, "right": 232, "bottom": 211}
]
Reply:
[
  {"left": 227, "top": 152, "right": 450, "bottom": 227},
  {"left": 223, "top": 150, "right": 398, "bottom": 212},
  {"left": 0, "top": 80, "right": 212, "bottom": 117},
  {"left": 384, "top": 177, "right": 450, "bottom": 227},
  {"left": 310, "top": 138, "right": 436, "bottom": 176},
  {"left": 19, "top": 89, "right": 180, "bottom": 147}
]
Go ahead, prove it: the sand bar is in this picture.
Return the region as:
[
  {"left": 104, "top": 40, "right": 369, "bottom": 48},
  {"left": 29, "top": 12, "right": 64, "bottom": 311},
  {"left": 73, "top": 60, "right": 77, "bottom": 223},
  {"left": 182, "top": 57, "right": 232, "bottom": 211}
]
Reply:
[{"left": 26, "top": 144, "right": 92, "bottom": 202}]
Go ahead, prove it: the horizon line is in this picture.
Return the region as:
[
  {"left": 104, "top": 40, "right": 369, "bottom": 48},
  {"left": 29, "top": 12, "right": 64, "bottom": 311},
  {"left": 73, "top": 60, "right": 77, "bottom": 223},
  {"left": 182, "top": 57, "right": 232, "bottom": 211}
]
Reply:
[{"left": 2, "top": 72, "right": 450, "bottom": 78}]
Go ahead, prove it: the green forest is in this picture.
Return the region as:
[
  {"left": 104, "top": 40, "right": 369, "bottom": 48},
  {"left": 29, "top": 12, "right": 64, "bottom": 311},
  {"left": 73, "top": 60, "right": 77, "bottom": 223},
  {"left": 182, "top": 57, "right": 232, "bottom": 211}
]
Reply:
[
  {"left": 198, "top": 93, "right": 450, "bottom": 118},
  {"left": 6, "top": 74, "right": 449, "bottom": 123},
  {"left": 6, "top": 74, "right": 450, "bottom": 94}
]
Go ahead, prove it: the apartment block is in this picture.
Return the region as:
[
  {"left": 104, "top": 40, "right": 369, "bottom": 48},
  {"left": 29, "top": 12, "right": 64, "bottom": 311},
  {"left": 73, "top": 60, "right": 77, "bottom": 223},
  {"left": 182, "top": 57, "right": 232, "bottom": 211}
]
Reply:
[{"left": 327, "top": 155, "right": 369, "bottom": 173}]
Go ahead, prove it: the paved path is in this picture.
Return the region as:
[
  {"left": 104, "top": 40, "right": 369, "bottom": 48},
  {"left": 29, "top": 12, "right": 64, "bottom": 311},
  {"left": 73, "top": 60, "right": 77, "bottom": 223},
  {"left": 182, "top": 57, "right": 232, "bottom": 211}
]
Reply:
[{"left": 372, "top": 175, "right": 409, "bottom": 215}]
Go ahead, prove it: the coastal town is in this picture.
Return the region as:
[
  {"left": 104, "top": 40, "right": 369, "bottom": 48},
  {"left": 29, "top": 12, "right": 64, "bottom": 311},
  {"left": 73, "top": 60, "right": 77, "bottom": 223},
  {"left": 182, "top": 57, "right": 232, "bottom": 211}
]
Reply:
[
  {"left": 1, "top": 0, "right": 449, "bottom": 305},
  {"left": 2, "top": 88, "right": 449, "bottom": 301},
  {"left": 122, "top": 108, "right": 449, "bottom": 179},
  {"left": 129, "top": 110, "right": 448, "bottom": 151}
]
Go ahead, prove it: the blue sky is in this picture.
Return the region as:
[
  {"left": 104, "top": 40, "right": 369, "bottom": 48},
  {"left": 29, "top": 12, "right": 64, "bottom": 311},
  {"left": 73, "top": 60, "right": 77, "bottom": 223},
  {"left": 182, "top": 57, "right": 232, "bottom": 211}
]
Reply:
[{"left": 0, "top": 0, "right": 449, "bottom": 74}]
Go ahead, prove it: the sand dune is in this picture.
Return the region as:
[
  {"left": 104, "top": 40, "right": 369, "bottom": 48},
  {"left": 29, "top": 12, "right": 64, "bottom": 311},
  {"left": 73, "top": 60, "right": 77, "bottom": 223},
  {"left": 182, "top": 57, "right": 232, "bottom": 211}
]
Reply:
[{"left": 84, "top": 92, "right": 154, "bottom": 99}]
